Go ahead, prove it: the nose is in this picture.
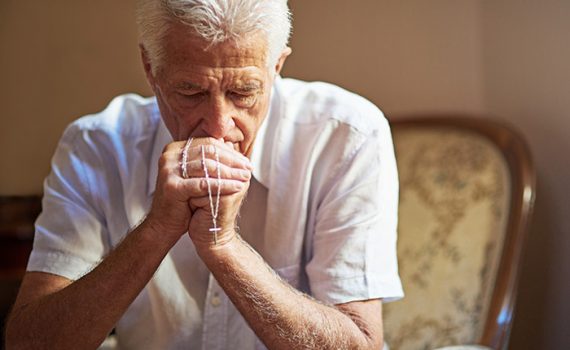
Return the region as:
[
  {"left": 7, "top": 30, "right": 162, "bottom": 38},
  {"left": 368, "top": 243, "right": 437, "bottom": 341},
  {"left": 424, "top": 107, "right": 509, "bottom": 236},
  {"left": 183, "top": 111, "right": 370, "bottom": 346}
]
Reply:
[{"left": 201, "top": 97, "right": 236, "bottom": 139}]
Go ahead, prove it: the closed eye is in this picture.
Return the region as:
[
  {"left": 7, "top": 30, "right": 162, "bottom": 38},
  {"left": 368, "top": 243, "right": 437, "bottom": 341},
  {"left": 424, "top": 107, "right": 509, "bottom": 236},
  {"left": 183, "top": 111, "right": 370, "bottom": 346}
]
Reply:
[
  {"left": 179, "top": 91, "right": 208, "bottom": 99},
  {"left": 229, "top": 91, "right": 257, "bottom": 107}
]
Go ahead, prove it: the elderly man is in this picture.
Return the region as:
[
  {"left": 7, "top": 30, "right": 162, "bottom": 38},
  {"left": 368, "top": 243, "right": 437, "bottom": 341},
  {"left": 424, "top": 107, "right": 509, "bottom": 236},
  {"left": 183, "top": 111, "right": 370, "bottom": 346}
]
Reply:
[{"left": 6, "top": 1, "right": 403, "bottom": 349}]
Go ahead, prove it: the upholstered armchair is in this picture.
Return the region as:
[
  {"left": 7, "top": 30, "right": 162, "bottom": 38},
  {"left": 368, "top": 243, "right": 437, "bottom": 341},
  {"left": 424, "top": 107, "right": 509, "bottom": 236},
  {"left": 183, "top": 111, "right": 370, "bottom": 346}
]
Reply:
[{"left": 384, "top": 117, "right": 535, "bottom": 350}]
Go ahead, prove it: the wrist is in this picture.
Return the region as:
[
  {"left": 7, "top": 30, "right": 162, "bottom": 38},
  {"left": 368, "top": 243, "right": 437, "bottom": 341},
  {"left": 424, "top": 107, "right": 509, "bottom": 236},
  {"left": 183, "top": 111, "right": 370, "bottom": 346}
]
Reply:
[
  {"left": 138, "top": 217, "right": 182, "bottom": 249},
  {"left": 193, "top": 228, "right": 240, "bottom": 259}
]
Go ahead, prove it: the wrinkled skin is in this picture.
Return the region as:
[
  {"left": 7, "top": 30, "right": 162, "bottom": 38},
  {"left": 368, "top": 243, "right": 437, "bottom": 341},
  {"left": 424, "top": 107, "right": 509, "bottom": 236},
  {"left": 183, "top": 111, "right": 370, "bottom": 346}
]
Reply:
[{"left": 141, "top": 23, "right": 290, "bottom": 247}]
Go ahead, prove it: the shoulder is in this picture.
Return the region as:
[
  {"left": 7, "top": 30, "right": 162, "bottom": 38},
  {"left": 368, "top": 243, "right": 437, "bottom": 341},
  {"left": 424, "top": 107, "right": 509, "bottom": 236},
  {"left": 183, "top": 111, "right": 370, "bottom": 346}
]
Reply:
[
  {"left": 49, "top": 94, "right": 160, "bottom": 218},
  {"left": 276, "top": 77, "right": 388, "bottom": 137},
  {"left": 64, "top": 93, "right": 159, "bottom": 137},
  {"left": 267, "top": 78, "right": 395, "bottom": 191},
  {"left": 273, "top": 78, "right": 392, "bottom": 166},
  {"left": 62, "top": 93, "right": 159, "bottom": 147}
]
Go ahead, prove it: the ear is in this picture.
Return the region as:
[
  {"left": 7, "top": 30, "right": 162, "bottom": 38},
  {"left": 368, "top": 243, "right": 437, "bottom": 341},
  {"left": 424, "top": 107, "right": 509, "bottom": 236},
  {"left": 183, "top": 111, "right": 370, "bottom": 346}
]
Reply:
[
  {"left": 139, "top": 44, "right": 157, "bottom": 91},
  {"left": 273, "top": 47, "right": 292, "bottom": 76}
]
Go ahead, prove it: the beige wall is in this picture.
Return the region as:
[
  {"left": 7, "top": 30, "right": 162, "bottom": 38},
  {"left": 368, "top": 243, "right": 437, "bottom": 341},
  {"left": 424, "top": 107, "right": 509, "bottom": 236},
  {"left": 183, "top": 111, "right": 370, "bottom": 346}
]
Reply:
[
  {"left": 481, "top": 0, "right": 570, "bottom": 348},
  {"left": 0, "top": 0, "right": 150, "bottom": 194},
  {"left": 1, "top": 0, "right": 568, "bottom": 348},
  {"left": 284, "top": 0, "right": 486, "bottom": 116}
]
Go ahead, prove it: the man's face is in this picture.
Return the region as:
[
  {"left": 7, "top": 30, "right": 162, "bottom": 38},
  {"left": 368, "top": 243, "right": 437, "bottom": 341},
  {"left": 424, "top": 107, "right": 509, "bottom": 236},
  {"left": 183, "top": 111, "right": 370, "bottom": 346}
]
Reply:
[{"left": 143, "top": 23, "right": 287, "bottom": 157}]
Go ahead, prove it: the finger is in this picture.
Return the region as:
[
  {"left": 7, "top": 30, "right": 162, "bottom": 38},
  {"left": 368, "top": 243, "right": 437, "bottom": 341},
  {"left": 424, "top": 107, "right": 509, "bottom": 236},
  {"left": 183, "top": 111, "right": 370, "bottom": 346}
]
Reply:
[
  {"left": 159, "top": 148, "right": 250, "bottom": 179},
  {"left": 163, "top": 138, "right": 253, "bottom": 170},
  {"left": 163, "top": 136, "right": 219, "bottom": 150},
  {"left": 164, "top": 142, "right": 252, "bottom": 171},
  {"left": 183, "top": 158, "right": 251, "bottom": 181},
  {"left": 189, "top": 136, "right": 235, "bottom": 151},
  {"left": 192, "top": 143, "right": 252, "bottom": 170},
  {"left": 188, "top": 195, "right": 240, "bottom": 213},
  {"left": 188, "top": 196, "right": 211, "bottom": 210},
  {"left": 176, "top": 177, "right": 246, "bottom": 199}
]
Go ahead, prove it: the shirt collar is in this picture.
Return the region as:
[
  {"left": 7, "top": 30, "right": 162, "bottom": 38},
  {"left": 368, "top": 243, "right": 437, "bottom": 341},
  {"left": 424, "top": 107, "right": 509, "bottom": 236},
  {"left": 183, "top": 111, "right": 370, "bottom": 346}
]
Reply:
[
  {"left": 250, "top": 76, "right": 282, "bottom": 188},
  {"left": 249, "top": 103, "right": 271, "bottom": 187},
  {"left": 147, "top": 77, "right": 281, "bottom": 195}
]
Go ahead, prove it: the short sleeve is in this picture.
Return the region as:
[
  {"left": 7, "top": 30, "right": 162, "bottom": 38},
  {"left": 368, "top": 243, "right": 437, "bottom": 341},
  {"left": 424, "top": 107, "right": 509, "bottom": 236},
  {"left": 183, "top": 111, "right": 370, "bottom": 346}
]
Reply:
[
  {"left": 27, "top": 124, "right": 111, "bottom": 281},
  {"left": 306, "top": 126, "right": 404, "bottom": 304}
]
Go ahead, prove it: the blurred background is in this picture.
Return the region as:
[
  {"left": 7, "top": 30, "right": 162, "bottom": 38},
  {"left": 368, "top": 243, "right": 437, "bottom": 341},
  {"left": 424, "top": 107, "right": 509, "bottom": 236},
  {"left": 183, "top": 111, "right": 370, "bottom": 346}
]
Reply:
[{"left": 1, "top": 0, "right": 568, "bottom": 348}]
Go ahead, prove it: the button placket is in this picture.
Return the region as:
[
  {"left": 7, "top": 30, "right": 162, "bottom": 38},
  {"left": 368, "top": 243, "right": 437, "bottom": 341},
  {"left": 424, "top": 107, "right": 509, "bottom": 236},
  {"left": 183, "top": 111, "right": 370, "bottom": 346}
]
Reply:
[
  {"left": 202, "top": 274, "right": 227, "bottom": 350},
  {"left": 210, "top": 291, "right": 222, "bottom": 307}
]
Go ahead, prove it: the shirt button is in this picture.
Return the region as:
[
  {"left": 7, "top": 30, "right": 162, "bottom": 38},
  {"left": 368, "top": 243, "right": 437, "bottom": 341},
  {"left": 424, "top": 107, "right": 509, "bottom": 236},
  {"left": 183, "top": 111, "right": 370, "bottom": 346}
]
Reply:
[{"left": 211, "top": 295, "right": 221, "bottom": 307}]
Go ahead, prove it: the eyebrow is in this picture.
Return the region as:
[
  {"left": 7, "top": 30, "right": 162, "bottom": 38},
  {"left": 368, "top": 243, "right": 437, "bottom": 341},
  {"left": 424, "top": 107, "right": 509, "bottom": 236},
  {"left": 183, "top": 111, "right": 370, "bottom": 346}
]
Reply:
[
  {"left": 174, "top": 80, "right": 263, "bottom": 92},
  {"left": 174, "top": 81, "right": 205, "bottom": 90},
  {"left": 231, "top": 81, "right": 263, "bottom": 92}
]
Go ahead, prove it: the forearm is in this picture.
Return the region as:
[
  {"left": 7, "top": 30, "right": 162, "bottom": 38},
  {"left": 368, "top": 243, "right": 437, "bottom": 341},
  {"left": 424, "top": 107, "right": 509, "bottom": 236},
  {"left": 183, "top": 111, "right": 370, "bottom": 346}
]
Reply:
[
  {"left": 197, "top": 234, "right": 379, "bottom": 350},
  {"left": 6, "top": 220, "right": 178, "bottom": 350}
]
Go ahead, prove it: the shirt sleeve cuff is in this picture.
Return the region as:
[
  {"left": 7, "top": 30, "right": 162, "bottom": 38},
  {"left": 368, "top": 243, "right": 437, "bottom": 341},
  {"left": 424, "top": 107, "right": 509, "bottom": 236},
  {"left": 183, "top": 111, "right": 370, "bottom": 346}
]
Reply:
[
  {"left": 310, "top": 274, "right": 404, "bottom": 305},
  {"left": 27, "top": 250, "right": 98, "bottom": 281}
]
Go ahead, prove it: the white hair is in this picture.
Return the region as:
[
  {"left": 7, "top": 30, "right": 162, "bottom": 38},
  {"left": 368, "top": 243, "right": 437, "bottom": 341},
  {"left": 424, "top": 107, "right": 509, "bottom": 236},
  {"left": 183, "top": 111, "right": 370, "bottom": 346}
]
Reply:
[{"left": 136, "top": 0, "right": 292, "bottom": 72}]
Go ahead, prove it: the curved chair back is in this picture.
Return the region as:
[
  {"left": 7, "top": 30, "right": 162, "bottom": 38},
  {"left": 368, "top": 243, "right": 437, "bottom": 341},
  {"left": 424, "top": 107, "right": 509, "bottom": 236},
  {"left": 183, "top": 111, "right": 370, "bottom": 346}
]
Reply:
[{"left": 384, "top": 117, "right": 535, "bottom": 350}]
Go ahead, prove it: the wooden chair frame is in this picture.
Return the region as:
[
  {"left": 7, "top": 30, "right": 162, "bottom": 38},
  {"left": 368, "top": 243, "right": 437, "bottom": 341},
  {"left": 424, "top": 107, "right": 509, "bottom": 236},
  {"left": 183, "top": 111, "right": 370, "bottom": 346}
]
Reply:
[{"left": 390, "top": 116, "right": 536, "bottom": 350}]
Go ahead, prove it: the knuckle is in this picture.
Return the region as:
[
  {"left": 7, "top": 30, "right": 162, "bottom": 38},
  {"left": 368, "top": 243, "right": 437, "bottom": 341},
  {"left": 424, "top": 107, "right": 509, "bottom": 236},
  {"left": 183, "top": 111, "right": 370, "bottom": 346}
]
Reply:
[
  {"left": 162, "top": 178, "right": 178, "bottom": 193},
  {"left": 205, "top": 144, "right": 217, "bottom": 156},
  {"left": 232, "top": 168, "right": 247, "bottom": 179},
  {"left": 230, "top": 180, "right": 242, "bottom": 191},
  {"left": 199, "top": 178, "right": 209, "bottom": 192},
  {"left": 156, "top": 169, "right": 171, "bottom": 184},
  {"left": 209, "top": 161, "right": 220, "bottom": 175},
  {"left": 158, "top": 153, "right": 171, "bottom": 168},
  {"left": 163, "top": 141, "right": 184, "bottom": 153}
]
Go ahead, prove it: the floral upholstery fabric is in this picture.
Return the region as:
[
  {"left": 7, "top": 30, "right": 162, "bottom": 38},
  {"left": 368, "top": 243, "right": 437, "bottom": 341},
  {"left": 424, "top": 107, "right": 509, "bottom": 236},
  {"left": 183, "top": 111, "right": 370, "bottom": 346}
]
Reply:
[{"left": 384, "top": 126, "right": 511, "bottom": 350}]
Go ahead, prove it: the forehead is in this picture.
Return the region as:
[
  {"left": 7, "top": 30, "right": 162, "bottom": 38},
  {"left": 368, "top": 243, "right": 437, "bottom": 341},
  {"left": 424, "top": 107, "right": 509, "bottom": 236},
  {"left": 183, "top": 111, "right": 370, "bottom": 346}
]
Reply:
[{"left": 161, "top": 22, "right": 269, "bottom": 70}]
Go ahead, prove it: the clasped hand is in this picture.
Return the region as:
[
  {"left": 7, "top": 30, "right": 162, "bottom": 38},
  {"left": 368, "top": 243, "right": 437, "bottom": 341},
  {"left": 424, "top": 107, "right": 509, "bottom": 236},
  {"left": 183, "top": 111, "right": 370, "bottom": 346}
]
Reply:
[{"left": 146, "top": 137, "right": 252, "bottom": 248}]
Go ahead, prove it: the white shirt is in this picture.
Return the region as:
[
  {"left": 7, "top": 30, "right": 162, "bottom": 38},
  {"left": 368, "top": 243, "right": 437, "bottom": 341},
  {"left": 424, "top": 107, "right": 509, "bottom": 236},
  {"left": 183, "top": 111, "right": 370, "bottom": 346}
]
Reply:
[{"left": 28, "top": 77, "right": 403, "bottom": 350}]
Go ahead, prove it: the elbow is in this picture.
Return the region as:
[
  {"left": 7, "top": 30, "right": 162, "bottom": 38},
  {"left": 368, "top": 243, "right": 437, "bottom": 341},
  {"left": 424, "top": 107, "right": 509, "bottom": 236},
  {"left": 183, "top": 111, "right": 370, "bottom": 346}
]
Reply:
[
  {"left": 342, "top": 324, "right": 383, "bottom": 349},
  {"left": 4, "top": 304, "right": 43, "bottom": 350},
  {"left": 361, "top": 330, "right": 383, "bottom": 350},
  {"left": 373, "top": 328, "right": 384, "bottom": 349},
  {"left": 353, "top": 320, "right": 383, "bottom": 350},
  {"left": 5, "top": 309, "right": 26, "bottom": 350}
]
